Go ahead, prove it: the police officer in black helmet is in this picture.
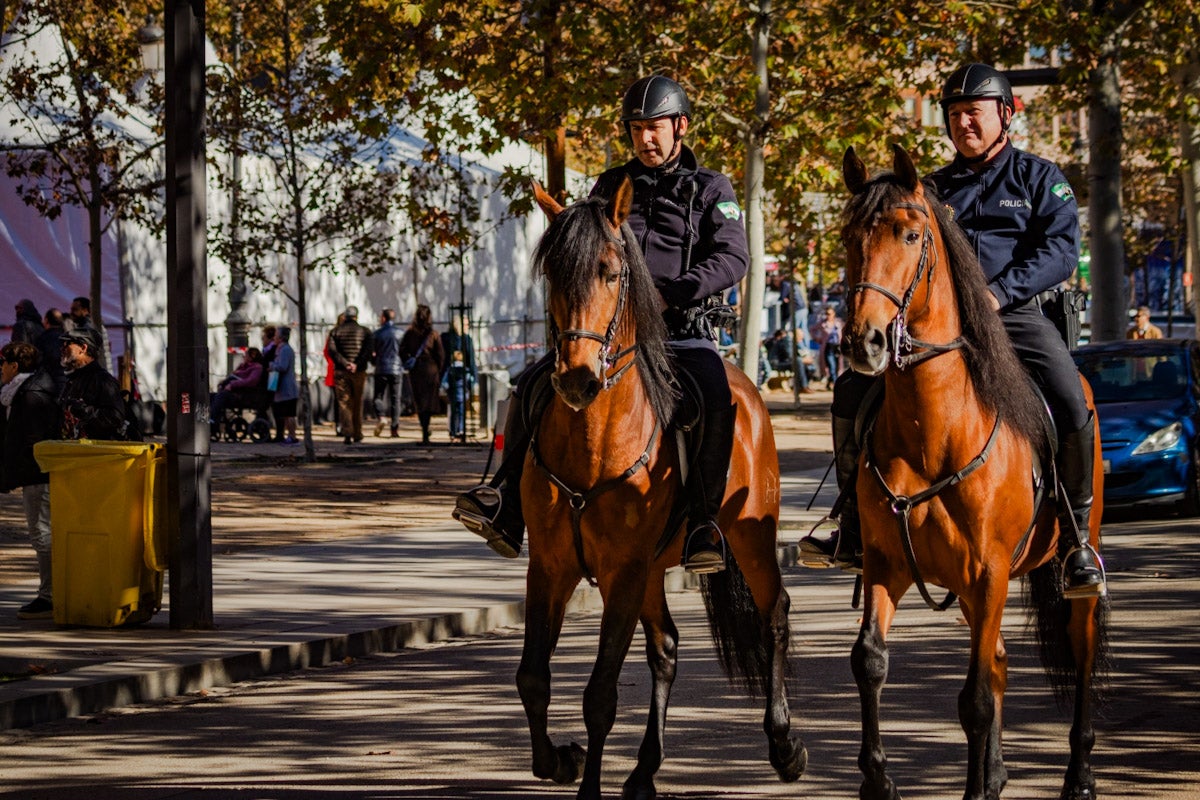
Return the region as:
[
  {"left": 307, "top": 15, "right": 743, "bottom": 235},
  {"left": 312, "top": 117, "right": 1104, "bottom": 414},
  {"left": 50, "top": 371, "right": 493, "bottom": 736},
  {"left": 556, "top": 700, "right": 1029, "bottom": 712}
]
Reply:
[
  {"left": 453, "top": 75, "right": 749, "bottom": 574},
  {"left": 799, "top": 63, "right": 1106, "bottom": 600},
  {"left": 591, "top": 75, "right": 749, "bottom": 573}
]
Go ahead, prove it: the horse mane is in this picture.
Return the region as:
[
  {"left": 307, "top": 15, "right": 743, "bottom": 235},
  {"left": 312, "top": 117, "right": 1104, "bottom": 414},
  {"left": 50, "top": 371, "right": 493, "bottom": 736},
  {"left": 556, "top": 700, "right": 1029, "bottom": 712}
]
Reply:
[
  {"left": 533, "top": 197, "right": 679, "bottom": 426},
  {"left": 843, "top": 175, "right": 1050, "bottom": 446}
]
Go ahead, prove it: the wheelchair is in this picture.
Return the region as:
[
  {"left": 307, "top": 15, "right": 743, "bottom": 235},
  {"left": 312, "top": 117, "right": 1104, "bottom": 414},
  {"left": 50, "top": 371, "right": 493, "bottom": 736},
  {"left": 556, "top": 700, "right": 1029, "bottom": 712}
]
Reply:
[{"left": 210, "top": 387, "right": 274, "bottom": 443}]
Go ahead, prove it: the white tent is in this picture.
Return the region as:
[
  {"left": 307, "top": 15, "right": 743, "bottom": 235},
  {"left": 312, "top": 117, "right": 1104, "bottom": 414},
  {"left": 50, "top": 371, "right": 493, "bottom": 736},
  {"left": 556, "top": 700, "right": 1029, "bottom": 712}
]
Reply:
[{"left": 0, "top": 16, "right": 553, "bottom": 402}]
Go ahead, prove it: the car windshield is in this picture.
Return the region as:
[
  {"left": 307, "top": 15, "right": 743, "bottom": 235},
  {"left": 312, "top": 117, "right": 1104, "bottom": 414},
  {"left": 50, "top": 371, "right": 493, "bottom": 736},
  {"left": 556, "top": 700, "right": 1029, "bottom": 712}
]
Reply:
[{"left": 1075, "top": 349, "right": 1189, "bottom": 403}]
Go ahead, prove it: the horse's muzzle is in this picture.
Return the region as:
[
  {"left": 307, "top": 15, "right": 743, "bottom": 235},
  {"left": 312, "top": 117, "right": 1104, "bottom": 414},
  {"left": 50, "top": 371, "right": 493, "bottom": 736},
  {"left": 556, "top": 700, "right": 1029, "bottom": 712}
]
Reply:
[
  {"left": 847, "top": 321, "right": 889, "bottom": 376},
  {"left": 551, "top": 366, "right": 602, "bottom": 411}
]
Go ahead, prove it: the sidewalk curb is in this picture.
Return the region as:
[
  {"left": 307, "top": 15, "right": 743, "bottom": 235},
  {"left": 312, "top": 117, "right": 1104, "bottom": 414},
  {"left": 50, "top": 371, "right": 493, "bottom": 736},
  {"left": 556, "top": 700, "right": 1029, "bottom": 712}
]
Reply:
[{"left": 0, "top": 566, "right": 711, "bottom": 731}]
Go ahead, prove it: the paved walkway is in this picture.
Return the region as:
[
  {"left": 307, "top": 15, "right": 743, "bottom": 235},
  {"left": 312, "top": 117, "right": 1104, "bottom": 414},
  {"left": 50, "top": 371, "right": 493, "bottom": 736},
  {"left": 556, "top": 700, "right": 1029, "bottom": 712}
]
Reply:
[{"left": 0, "top": 389, "right": 838, "bottom": 730}]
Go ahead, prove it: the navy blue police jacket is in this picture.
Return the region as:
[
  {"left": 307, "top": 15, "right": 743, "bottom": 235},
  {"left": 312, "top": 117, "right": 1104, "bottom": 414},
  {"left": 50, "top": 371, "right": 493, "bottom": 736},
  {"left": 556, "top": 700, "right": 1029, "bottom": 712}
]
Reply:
[
  {"left": 590, "top": 145, "right": 749, "bottom": 313},
  {"left": 929, "top": 142, "right": 1080, "bottom": 310}
]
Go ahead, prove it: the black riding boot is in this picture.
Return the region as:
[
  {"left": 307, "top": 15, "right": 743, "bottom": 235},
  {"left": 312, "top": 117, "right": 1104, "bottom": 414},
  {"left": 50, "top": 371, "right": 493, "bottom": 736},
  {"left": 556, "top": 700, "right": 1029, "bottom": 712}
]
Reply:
[
  {"left": 453, "top": 396, "right": 529, "bottom": 558},
  {"left": 799, "top": 414, "right": 863, "bottom": 571},
  {"left": 681, "top": 402, "right": 736, "bottom": 574},
  {"left": 1058, "top": 417, "right": 1106, "bottom": 599}
]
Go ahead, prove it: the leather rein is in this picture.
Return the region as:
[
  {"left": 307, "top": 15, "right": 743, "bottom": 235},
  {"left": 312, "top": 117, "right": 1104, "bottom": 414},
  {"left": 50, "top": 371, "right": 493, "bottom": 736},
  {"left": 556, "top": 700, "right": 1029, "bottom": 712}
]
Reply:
[{"left": 536, "top": 238, "right": 659, "bottom": 586}]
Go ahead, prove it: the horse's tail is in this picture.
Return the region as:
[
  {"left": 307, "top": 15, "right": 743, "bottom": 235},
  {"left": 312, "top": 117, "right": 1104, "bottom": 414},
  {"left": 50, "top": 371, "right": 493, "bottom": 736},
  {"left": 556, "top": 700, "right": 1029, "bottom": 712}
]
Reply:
[
  {"left": 700, "top": 554, "right": 788, "bottom": 697},
  {"left": 1024, "top": 559, "right": 1111, "bottom": 708}
]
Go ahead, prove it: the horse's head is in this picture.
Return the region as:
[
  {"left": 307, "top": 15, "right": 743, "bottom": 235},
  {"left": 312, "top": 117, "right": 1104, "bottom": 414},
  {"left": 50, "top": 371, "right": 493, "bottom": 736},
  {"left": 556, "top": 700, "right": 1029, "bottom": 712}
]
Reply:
[
  {"left": 840, "top": 144, "right": 946, "bottom": 375},
  {"left": 533, "top": 178, "right": 638, "bottom": 411}
]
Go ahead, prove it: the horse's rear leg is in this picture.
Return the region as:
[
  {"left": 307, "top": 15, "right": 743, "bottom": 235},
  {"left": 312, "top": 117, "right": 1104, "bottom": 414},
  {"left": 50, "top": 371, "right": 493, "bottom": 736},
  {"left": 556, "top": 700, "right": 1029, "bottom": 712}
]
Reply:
[
  {"left": 517, "top": 563, "right": 585, "bottom": 785},
  {"left": 763, "top": 587, "right": 807, "bottom": 782},
  {"left": 621, "top": 578, "right": 677, "bottom": 800},
  {"left": 1062, "top": 597, "right": 1102, "bottom": 800},
  {"left": 852, "top": 579, "right": 904, "bottom": 800}
]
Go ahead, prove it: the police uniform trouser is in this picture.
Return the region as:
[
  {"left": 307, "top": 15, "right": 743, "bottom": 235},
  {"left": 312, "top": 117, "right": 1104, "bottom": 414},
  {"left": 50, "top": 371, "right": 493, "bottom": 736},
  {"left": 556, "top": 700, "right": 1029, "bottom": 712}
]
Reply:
[{"left": 670, "top": 342, "right": 735, "bottom": 526}]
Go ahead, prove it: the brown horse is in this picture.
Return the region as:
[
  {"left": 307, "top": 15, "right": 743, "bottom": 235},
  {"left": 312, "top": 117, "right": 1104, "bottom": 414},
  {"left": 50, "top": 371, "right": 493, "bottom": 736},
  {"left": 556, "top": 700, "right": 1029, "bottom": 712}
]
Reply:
[
  {"left": 516, "top": 179, "right": 805, "bottom": 799},
  {"left": 839, "top": 145, "right": 1108, "bottom": 800}
]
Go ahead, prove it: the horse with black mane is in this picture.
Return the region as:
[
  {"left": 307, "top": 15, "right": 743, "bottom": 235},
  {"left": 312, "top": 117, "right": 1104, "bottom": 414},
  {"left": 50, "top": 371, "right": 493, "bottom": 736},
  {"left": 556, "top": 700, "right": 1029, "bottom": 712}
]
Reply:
[
  {"left": 515, "top": 178, "right": 806, "bottom": 799},
  {"left": 838, "top": 145, "right": 1109, "bottom": 800}
]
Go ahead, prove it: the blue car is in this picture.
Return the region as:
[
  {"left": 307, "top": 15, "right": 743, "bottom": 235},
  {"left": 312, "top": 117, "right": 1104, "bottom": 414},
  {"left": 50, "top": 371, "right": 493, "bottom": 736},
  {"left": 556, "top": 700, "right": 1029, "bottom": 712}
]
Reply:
[{"left": 1073, "top": 338, "right": 1200, "bottom": 514}]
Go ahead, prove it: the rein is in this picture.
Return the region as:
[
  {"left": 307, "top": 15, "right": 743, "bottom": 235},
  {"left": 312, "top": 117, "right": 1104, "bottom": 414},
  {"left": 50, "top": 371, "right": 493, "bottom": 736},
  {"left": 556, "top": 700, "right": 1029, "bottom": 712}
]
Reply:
[
  {"left": 852, "top": 201, "right": 966, "bottom": 370},
  {"left": 865, "top": 410, "right": 1003, "bottom": 612}
]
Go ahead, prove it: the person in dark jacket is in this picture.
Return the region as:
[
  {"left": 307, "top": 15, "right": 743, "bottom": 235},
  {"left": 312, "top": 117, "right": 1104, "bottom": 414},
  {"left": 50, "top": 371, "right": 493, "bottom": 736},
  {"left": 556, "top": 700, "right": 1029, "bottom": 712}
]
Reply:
[
  {"left": 10, "top": 299, "right": 42, "bottom": 344},
  {"left": 1, "top": 342, "right": 63, "bottom": 619},
  {"left": 59, "top": 327, "right": 130, "bottom": 441},
  {"left": 326, "top": 306, "right": 373, "bottom": 444},
  {"left": 35, "top": 308, "right": 67, "bottom": 392},
  {"left": 399, "top": 304, "right": 445, "bottom": 444},
  {"left": 799, "top": 63, "right": 1105, "bottom": 600},
  {"left": 372, "top": 308, "right": 404, "bottom": 438},
  {"left": 455, "top": 75, "right": 748, "bottom": 574}
]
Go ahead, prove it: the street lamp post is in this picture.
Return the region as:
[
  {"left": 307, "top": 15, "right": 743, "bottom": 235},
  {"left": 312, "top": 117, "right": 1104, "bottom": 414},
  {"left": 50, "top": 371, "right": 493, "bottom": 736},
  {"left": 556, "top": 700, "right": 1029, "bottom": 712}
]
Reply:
[{"left": 164, "top": 0, "right": 213, "bottom": 629}]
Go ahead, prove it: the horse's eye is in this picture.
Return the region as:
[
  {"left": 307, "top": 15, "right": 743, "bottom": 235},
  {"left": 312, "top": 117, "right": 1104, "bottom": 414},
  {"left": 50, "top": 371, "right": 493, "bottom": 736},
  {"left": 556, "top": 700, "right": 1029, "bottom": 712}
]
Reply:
[
  {"left": 905, "top": 230, "right": 921, "bottom": 245},
  {"left": 604, "top": 270, "right": 620, "bottom": 284}
]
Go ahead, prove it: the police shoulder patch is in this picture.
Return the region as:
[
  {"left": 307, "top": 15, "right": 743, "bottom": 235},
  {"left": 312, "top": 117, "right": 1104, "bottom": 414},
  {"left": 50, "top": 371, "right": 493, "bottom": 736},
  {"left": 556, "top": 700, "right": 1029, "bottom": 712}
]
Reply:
[
  {"left": 1051, "top": 182, "right": 1075, "bottom": 202},
  {"left": 717, "top": 201, "right": 741, "bottom": 220}
]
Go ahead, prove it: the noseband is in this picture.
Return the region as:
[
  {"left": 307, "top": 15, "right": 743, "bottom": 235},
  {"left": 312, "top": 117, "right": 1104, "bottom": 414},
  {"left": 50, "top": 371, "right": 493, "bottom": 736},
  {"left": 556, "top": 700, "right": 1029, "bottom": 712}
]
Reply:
[
  {"left": 852, "top": 200, "right": 964, "bottom": 369},
  {"left": 549, "top": 239, "right": 639, "bottom": 390}
]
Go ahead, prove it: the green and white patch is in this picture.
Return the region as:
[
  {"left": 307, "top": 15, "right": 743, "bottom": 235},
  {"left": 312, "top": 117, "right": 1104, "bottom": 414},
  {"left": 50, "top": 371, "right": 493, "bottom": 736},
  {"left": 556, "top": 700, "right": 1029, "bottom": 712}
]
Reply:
[
  {"left": 1051, "top": 182, "right": 1075, "bottom": 202},
  {"left": 717, "top": 201, "right": 741, "bottom": 220}
]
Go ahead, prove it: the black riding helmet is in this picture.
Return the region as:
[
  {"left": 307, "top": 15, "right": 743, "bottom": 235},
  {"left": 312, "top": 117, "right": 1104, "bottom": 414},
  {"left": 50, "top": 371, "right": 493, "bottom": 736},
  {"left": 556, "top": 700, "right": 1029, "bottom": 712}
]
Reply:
[
  {"left": 939, "top": 63, "right": 1015, "bottom": 135},
  {"left": 621, "top": 75, "right": 691, "bottom": 143}
]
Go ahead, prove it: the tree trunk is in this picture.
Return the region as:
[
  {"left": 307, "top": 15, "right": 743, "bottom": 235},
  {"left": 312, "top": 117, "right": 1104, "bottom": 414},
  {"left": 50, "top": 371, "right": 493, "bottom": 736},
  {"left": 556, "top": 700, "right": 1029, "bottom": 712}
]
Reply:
[
  {"left": 737, "top": 0, "right": 771, "bottom": 383},
  {"left": 1179, "top": 58, "right": 1200, "bottom": 321},
  {"left": 1087, "top": 39, "right": 1128, "bottom": 342}
]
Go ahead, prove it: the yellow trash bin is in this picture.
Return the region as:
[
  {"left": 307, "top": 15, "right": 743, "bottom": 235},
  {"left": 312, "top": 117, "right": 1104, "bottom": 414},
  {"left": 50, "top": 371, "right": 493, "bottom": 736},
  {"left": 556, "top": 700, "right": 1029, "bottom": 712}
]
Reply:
[{"left": 34, "top": 440, "right": 167, "bottom": 627}]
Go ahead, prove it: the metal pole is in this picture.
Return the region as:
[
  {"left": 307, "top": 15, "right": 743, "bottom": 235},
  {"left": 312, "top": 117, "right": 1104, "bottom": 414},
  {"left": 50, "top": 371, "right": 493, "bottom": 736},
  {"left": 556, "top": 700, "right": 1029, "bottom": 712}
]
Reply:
[{"left": 165, "top": 0, "right": 213, "bottom": 629}]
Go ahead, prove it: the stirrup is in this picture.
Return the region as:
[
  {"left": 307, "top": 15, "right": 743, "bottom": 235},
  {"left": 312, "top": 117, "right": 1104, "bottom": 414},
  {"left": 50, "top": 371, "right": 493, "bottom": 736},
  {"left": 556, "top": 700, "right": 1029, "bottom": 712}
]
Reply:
[
  {"left": 1061, "top": 543, "right": 1107, "bottom": 600},
  {"left": 798, "top": 516, "right": 840, "bottom": 569},
  {"left": 682, "top": 524, "right": 727, "bottom": 575}
]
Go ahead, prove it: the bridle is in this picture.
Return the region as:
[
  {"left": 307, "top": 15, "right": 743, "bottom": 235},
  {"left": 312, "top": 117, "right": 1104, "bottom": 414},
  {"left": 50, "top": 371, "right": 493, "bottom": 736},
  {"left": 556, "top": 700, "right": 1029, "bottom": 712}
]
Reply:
[
  {"left": 851, "top": 200, "right": 965, "bottom": 370},
  {"left": 548, "top": 237, "right": 639, "bottom": 390}
]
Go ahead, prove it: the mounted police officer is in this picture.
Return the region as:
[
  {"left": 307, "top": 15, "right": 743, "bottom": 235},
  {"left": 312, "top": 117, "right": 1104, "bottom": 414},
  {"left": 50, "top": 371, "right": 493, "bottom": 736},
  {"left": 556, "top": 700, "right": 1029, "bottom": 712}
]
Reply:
[
  {"left": 454, "top": 75, "right": 748, "bottom": 574},
  {"left": 799, "top": 63, "right": 1106, "bottom": 600}
]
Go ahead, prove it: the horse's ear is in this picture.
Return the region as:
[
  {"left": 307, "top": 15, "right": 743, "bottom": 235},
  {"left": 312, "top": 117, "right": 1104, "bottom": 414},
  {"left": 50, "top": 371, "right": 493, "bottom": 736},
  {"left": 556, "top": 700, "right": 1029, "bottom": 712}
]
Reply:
[
  {"left": 843, "top": 147, "right": 869, "bottom": 194},
  {"left": 607, "top": 176, "right": 634, "bottom": 230},
  {"left": 532, "top": 180, "right": 563, "bottom": 221},
  {"left": 892, "top": 144, "right": 920, "bottom": 191}
]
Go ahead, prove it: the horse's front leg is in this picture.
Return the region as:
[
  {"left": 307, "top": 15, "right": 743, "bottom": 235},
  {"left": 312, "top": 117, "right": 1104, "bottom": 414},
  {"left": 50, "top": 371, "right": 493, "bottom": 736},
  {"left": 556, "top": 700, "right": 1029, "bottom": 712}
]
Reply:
[
  {"left": 621, "top": 575, "right": 677, "bottom": 800},
  {"left": 578, "top": 564, "right": 647, "bottom": 800},
  {"left": 957, "top": 580, "right": 1010, "bottom": 800},
  {"left": 517, "top": 557, "right": 586, "bottom": 785},
  {"left": 852, "top": 576, "right": 905, "bottom": 800},
  {"left": 1062, "top": 595, "right": 1102, "bottom": 800}
]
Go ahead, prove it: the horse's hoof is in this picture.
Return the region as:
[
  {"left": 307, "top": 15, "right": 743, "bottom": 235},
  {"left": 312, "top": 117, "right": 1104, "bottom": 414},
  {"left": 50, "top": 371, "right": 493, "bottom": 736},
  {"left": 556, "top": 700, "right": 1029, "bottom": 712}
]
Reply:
[
  {"left": 620, "top": 780, "right": 656, "bottom": 800},
  {"left": 860, "top": 780, "right": 903, "bottom": 800},
  {"left": 552, "top": 741, "right": 586, "bottom": 784},
  {"left": 1060, "top": 784, "right": 1096, "bottom": 800},
  {"left": 770, "top": 734, "right": 807, "bottom": 782}
]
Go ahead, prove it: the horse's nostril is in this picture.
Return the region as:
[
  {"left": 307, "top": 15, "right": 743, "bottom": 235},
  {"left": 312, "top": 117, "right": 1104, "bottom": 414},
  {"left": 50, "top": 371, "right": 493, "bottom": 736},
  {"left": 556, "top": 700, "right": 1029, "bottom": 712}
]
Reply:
[{"left": 585, "top": 380, "right": 601, "bottom": 401}]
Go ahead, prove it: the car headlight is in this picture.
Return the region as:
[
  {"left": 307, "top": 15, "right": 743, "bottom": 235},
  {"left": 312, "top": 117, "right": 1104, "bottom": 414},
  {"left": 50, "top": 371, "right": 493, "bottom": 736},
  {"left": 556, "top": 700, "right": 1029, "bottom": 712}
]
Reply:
[{"left": 1132, "top": 421, "right": 1184, "bottom": 455}]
